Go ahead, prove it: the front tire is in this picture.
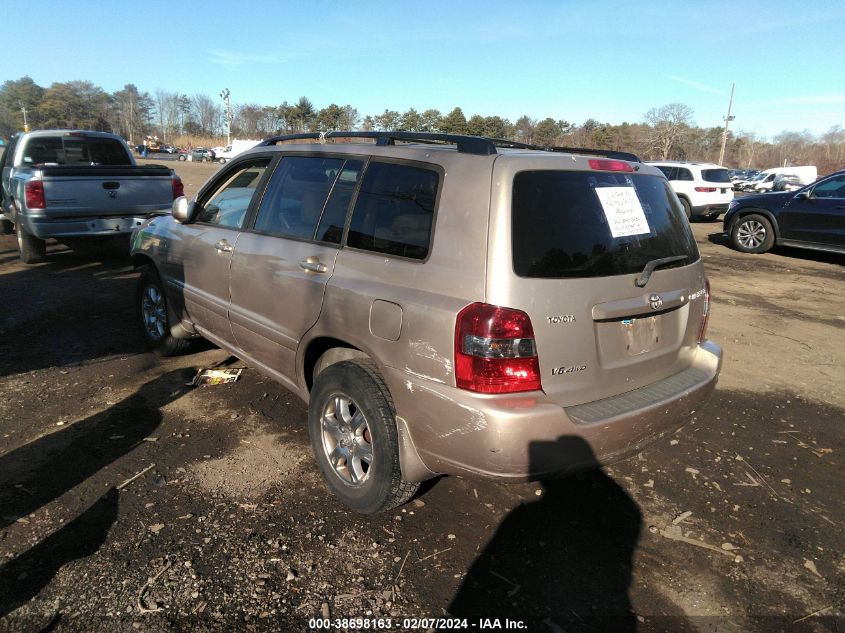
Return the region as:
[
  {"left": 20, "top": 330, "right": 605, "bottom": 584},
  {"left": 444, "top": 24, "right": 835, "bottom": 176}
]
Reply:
[
  {"left": 16, "top": 221, "right": 46, "bottom": 264},
  {"left": 308, "top": 360, "right": 419, "bottom": 514},
  {"left": 731, "top": 213, "right": 775, "bottom": 254},
  {"left": 137, "top": 266, "right": 194, "bottom": 356}
]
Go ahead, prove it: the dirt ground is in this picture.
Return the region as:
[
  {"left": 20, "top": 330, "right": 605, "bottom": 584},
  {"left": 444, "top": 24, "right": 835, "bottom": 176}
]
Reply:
[{"left": 0, "top": 167, "right": 842, "bottom": 632}]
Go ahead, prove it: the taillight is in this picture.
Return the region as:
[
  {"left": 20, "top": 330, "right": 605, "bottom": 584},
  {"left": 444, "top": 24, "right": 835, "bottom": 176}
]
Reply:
[
  {"left": 455, "top": 303, "right": 542, "bottom": 394},
  {"left": 25, "top": 180, "right": 46, "bottom": 209},
  {"left": 695, "top": 187, "right": 717, "bottom": 192},
  {"left": 172, "top": 176, "right": 184, "bottom": 199},
  {"left": 698, "top": 279, "right": 711, "bottom": 343},
  {"left": 588, "top": 158, "right": 634, "bottom": 172}
]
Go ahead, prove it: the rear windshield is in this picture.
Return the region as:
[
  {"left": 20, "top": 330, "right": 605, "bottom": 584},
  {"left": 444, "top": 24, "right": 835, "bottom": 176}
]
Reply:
[
  {"left": 701, "top": 168, "right": 731, "bottom": 183},
  {"left": 22, "top": 136, "right": 131, "bottom": 166},
  {"left": 512, "top": 170, "right": 699, "bottom": 279}
]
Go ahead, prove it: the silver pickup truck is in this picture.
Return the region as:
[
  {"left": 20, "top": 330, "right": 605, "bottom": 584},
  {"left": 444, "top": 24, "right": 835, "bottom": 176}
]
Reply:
[{"left": 1, "top": 130, "right": 183, "bottom": 263}]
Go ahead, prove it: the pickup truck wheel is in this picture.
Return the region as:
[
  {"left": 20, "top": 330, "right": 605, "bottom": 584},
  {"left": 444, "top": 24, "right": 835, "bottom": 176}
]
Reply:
[
  {"left": 16, "top": 222, "right": 46, "bottom": 264},
  {"left": 308, "top": 360, "right": 419, "bottom": 514},
  {"left": 731, "top": 213, "right": 775, "bottom": 254},
  {"left": 178, "top": 155, "right": 187, "bottom": 161},
  {"left": 137, "top": 266, "right": 194, "bottom": 356}
]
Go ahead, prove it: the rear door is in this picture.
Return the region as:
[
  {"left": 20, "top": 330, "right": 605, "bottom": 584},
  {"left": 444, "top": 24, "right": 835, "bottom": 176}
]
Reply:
[
  {"left": 229, "top": 155, "right": 365, "bottom": 379},
  {"left": 488, "top": 159, "right": 706, "bottom": 407}
]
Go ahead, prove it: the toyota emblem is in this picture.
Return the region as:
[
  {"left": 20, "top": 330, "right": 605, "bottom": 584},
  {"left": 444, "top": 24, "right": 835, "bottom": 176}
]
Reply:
[{"left": 649, "top": 293, "right": 663, "bottom": 311}]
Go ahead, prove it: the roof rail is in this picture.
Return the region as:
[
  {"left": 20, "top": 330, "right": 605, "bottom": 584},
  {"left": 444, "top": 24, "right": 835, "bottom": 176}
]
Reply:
[
  {"left": 258, "top": 131, "right": 497, "bottom": 156},
  {"left": 258, "top": 131, "right": 641, "bottom": 162}
]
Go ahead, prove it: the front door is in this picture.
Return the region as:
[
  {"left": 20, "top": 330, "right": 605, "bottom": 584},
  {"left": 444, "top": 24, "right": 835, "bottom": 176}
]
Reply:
[
  {"left": 167, "top": 157, "right": 273, "bottom": 345},
  {"left": 781, "top": 174, "right": 845, "bottom": 247},
  {"left": 229, "top": 155, "right": 364, "bottom": 379}
]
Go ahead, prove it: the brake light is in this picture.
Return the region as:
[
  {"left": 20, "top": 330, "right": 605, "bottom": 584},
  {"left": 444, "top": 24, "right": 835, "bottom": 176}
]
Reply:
[
  {"left": 172, "top": 176, "right": 184, "bottom": 199},
  {"left": 588, "top": 158, "right": 634, "bottom": 172},
  {"left": 25, "top": 180, "right": 46, "bottom": 209},
  {"left": 455, "top": 303, "right": 542, "bottom": 394},
  {"left": 695, "top": 187, "right": 717, "bottom": 192},
  {"left": 697, "top": 279, "right": 711, "bottom": 343}
]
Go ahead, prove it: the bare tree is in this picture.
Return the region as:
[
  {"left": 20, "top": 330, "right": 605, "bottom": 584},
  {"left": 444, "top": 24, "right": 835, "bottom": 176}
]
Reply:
[
  {"left": 192, "top": 93, "right": 220, "bottom": 136},
  {"left": 644, "top": 103, "right": 694, "bottom": 159}
]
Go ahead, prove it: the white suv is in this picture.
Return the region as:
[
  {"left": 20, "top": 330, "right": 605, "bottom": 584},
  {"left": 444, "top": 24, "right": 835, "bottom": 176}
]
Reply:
[{"left": 647, "top": 161, "right": 734, "bottom": 221}]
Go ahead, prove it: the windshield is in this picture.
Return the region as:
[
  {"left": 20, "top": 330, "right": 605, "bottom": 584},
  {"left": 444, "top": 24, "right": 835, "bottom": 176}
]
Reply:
[{"left": 512, "top": 171, "right": 699, "bottom": 279}]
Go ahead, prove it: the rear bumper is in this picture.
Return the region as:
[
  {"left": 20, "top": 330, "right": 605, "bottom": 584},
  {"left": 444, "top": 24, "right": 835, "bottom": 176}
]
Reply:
[
  {"left": 24, "top": 215, "right": 152, "bottom": 239},
  {"left": 691, "top": 202, "right": 730, "bottom": 216},
  {"left": 384, "top": 340, "right": 722, "bottom": 481}
]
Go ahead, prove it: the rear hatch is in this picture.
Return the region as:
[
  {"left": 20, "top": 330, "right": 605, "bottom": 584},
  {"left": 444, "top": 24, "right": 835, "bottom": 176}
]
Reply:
[{"left": 487, "top": 156, "right": 708, "bottom": 407}]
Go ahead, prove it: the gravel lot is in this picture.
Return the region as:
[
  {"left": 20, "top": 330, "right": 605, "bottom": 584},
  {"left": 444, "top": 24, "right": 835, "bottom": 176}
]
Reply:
[{"left": 1, "top": 163, "right": 843, "bottom": 632}]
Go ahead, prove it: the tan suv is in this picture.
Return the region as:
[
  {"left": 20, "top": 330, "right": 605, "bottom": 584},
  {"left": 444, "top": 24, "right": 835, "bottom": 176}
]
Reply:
[{"left": 131, "top": 132, "right": 722, "bottom": 513}]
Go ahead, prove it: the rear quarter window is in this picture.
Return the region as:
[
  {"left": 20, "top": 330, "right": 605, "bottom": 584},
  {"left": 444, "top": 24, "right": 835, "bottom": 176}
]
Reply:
[
  {"left": 346, "top": 161, "right": 439, "bottom": 260},
  {"left": 512, "top": 170, "right": 699, "bottom": 278}
]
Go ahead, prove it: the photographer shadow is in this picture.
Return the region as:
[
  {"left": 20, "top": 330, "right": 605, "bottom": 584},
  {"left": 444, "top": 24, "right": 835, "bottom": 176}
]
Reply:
[{"left": 448, "top": 436, "right": 642, "bottom": 632}]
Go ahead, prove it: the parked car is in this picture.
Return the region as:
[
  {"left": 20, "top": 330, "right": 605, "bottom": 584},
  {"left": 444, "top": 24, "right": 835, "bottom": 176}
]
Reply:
[
  {"left": 646, "top": 161, "right": 734, "bottom": 220},
  {"left": 177, "top": 148, "right": 216, "bottom": 162},
  {"left": 724, "top": 169, "right": 845, "bottom": 254},
  {"left": 751, "top": 166, "right": 818, "bottom": 193},
  {"left": 772, "top": 174, "right": 804, "bottom": 192},
  {"left": 159, "top": 145, "right": 177, "bottom": 154},
  {"left": 131, "top": 131, "right": 722, "bottom": 513},
  {"left": 213, "top": 139, "right": 262, "bottom": 164},
  {"left": 1, "top": 130, "right": 183, "bottom": 263}
]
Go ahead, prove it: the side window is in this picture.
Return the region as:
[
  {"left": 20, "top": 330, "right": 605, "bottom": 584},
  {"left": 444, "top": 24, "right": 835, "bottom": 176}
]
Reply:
[
  {"left": 812, "top": 175, "right": 845, "bottom": 198},
  {"left": 656, "top": 166, "right": 673, "bottom": 180},
  {"left": 677, "top": 168, "right": 693, "bottom": 181},
  {"left": 315, "top": 159, "right": 364, "bottom": 244},
  {"left": 346, "top": 162, "right": 439, "bottom": 260},
  {"left": 195, "top": 158, "right": 271, "bottom": 229},
  {"left": 253, "top": 156, "right": 344, "bottom": 239}
]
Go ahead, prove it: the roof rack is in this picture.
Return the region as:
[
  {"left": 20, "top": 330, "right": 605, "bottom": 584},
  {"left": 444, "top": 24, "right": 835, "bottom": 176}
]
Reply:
[{"left": 258, "top": 131, "right": 641, "bottom": 162}]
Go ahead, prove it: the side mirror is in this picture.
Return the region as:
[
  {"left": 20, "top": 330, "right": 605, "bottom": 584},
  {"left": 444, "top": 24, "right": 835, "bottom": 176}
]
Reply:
[
  {"left": 172, "top": 196, "right": 195, "bottom": 223},
  {"left": 795, "top": 190, "right": 811, "bottom": 200}
]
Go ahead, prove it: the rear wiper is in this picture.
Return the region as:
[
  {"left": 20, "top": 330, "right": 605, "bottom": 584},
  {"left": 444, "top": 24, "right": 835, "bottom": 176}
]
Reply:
[{"left": 635, "top": 255, "right": 688, "bottom": 287}]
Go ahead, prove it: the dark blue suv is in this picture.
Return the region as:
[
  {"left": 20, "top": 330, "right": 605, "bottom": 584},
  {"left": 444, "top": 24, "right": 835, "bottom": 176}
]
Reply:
[{"left": 724, "top": 169, "right": 845, "bottom": 254}]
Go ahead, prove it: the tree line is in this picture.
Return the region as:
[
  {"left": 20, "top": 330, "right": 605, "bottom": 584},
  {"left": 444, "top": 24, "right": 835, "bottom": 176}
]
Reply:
[{"left": 1, "top": 76, "right": 843, "bottom": 173}]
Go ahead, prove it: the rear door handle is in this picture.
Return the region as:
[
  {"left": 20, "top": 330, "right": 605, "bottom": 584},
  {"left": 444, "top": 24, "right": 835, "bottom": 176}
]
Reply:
[
  {"left": 299, "top": 258, "right": 328, "bottom": 273},
  {"left": 214, "top": 239, "right": 233, "bottom": 253}
]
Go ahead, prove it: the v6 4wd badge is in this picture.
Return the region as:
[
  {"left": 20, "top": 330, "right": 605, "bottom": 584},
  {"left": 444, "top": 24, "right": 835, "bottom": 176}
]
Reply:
[{"left": 551, "top": 364, "right": 587, "bottom": 376}]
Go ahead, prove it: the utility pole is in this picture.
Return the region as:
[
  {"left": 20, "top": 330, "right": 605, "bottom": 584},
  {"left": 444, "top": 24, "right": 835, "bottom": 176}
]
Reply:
[
  {"left": 21, "top": 106, "right": 30, "bottom": 132},
  {"left": 718, "top": 83, "right": 735, "bottom": 166},
  {"left": 220, "top": 88, "right": 233, "bottom": 146}
]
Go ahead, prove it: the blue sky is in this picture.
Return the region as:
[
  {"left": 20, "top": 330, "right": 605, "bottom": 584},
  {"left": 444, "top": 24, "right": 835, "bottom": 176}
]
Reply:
[{"left": 2, "top": 0, "right": 844, "bottom": 139}]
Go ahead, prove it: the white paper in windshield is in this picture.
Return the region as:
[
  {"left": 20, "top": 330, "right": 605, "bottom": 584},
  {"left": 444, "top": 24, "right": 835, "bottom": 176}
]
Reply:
[{"left": 594, "top": 186, "right": 651, "bottom": 238}]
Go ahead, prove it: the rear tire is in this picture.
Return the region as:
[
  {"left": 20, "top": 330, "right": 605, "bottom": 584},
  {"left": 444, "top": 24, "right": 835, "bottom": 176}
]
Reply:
[
  {"left": 731, "top": 213, "right": 775, "bottom": 254},
  {"left": 137, "top": 266, "right": 194, "bottom": 356},
  {"left": 678, "top": 197, "right": 692, "bottom": 219},
  {"left": 308, "top": 360, "right": 419, "bottom": 514},
  {"left": 16, "top": 222, "right": 46, "bottom": 264}
]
